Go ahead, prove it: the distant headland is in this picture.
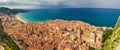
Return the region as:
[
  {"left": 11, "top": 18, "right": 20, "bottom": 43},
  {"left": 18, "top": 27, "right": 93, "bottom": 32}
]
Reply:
[
  {"left": 0, "top": 7, "right": 28, "bottom": 23},
  {"left": 0, "top": 7, "right": 27, "bottom": 15}
]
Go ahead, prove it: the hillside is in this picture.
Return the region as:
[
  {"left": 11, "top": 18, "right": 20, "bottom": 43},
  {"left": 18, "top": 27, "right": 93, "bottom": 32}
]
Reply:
[
  {"left": 111, "top": 16, "right": 120, "bottom": 50},
  {"left": 102, "top": 16, "right": 120, "bottom": 50}
]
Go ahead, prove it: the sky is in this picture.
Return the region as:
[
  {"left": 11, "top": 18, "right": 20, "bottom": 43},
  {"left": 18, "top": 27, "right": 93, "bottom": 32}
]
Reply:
[{"left": 0, "top": 0, "right": 120, "bottom": 9}]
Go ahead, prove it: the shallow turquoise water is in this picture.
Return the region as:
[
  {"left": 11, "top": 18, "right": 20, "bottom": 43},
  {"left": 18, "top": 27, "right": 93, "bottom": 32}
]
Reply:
[{"left": 19, "top": 8, "right": 120, "bottom": 27}]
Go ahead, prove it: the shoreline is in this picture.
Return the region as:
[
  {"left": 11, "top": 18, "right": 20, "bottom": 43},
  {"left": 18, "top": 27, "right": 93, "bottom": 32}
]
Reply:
[{"left": 16, "top": 15, "right": 28, "bottom": 23}]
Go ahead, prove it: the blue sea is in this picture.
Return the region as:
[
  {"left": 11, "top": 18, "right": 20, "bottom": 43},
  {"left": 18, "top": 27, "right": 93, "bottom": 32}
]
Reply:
[{"left": 19, "top": 8, "right": 120, "bottom": 27}]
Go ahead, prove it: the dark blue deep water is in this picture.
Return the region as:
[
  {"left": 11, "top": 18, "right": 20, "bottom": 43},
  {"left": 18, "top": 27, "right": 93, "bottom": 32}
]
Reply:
[{"left": 19, "top": 8, "right": 120, "bottom": 27}]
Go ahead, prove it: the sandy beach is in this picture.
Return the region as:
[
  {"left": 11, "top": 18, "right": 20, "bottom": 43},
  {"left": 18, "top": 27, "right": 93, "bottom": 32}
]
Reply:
[{"left": 16, "top": 15, "right": 28, "bottom": 23}]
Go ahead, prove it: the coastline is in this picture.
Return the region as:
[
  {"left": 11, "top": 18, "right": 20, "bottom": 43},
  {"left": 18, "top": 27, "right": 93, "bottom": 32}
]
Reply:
[{"left": 16, "top": 15, "right": 28, "bottom": 23}]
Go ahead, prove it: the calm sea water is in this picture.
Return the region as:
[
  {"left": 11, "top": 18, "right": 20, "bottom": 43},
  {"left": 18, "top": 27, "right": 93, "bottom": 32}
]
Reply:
[{"left": 19, "top": 8, "right": 120, "bottom": 27}]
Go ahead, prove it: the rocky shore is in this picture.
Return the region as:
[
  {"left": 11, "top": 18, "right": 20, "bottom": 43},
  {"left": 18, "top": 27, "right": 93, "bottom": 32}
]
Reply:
[{"left": 0, "top": 14, "right": 113, "bottom": 50}]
